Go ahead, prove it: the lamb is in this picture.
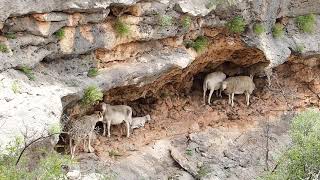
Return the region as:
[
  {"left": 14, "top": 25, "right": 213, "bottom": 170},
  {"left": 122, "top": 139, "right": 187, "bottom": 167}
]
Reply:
[
  {"left": 221, "top": 76, "right": 255, "bottom": 107},
  {"left": 131, "top": 114, "right": 151, "bottom": 130},
  {"left": 68, "top": 111, "right": 103, "bottom": 158},
  {"left": 203, "top": 71, "right": 226, "bottom": 105},
  {"left": 101, "top": 103, "right": 133, "bottom": 138}
]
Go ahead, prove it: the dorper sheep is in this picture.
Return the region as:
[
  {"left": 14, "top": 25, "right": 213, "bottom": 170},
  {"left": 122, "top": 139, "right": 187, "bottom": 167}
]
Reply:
[
  {"left": 101, "top": 103, "right": 133, "bottom": 138},
  {"left": 221, "top": 76, "right": 255, "bottom": 107},
  {"left": 131, "top": 114, "right": 151, "bottom": 130},
  {"left": 68, "top": 111, "right": 103, "bottom": 158},
  {"left": 203, "top": 71, "right": 226, "bottom": 105}
]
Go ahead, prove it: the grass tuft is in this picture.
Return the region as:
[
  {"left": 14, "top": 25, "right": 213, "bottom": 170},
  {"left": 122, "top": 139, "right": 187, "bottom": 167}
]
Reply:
[
  {"left": 114, "top": 19, "right": 130, "bottom": 37},
  {"left": 4, "top": 32, "right": 16, "bottom": 39},
  {"left": 18, "top": 66, "right": 35, "bottom": 81},
  {"left": 272, "top": 23, "right": 284, "bottom": 39},
  {"left": 186, "top": 36, "right": 209, "bottom": 53},
  {"left": 227, "top": 16, "right": 246, "bottom": 33},
  {"left": 11, "top": 80, "right": 20, "bottom": 94},
  {"left": 253, "top": 23, "right": 265, "bottom": 35},
  {"left": 54, "top": 28, "right": 65, "bottom": 40},
  {"left": 81, "top": 86, "right": 103, "bottom": 106},
  {"left": 158, "top": 15, "right": 173, "bottom": 27},
  {"left": 181, "top": 16, "right": 192, "bottom": 29},
  {"left": 296, "top": 14, "right": 316, "bottom": 33},
  {"left": 0, "top": 43, "right": 9, "bottom": 53},
  {"left": 87, "top": 68, "right": 99, "bottom": 77}
]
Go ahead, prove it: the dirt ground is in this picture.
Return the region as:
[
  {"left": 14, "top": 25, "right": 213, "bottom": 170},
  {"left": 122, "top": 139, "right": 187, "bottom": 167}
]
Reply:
[{"left": 92, "top": 62, "right": 320, "bottom": 161}]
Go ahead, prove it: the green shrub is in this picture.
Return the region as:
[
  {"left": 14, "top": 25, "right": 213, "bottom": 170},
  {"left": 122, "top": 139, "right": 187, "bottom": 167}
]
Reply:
[
  {"left": 0, "top": 43, "right": 8, "bottom": 53},
  {"left": 296, "top": 14, "right": 316, "bottom": 33},
  {"left": 54, "top": 28, "right": 65, "bottom": 40},
  {"left": 11, "top": 80, "right": 20, "bottom": 94},
  {"left": 18, "top": 66, "right": 35, "bottom": 81},
  {"left": 114, "top": 19, "right": 130, "bottom": 37},
  {"left": 158, "top": 15, "right": 173, "bottom": 27},
  {"left": 272, "top": 23, "right": 284, "bottom": 39},
  {"left": 0, "top": 138, "right": 73, "bottom": 180},
  {"left": 186, "top": 36, "right": 209, "bottom": 53},
  {"left": 87, "top": 68, "right": 99, "bottom": 77},
  {"left": 227, "top": 16, "right": 246, "bottom": 33},
  {"left": 181, "top": 16, "right": 191, "bottom": 29},
  {"left": 81, "top": 86, "right": 103, "bottom": 105},
  {"left": 253, "top": 23, "right": 265, "bottom": 35},
  {"left": 5, "top": 32, "right": 16, "bottom": 39},
  {"left": 261, "top": 109, "right": 320, "bottom": 180}
]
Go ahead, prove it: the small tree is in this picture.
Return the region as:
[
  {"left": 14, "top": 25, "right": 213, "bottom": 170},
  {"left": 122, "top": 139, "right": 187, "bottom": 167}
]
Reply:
[
  {"left": 253, "top": 23, "right": 265, "bottom": 36},
  {"left": 54, "top": 28, "right": 65, "bottom": 40},
  {"left": 261, "top": 109, "right": 320, "bottom": 179}
]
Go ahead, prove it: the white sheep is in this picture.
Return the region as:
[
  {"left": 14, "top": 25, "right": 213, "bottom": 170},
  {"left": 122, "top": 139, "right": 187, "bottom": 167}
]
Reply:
[
  {"left": 131, "top": 114, "right": 151, "bottom": 130},
  {"left": 221, "top": 76, "right": 255, "bottom": 107},
  {"left": 245, "top": 62, "right": 272, "bottom": 86},
  {"left": 68, "top": 112, "right": 103, "bottom": 158},
  {"left": 203, "top": 71, "right": 226, "bottom": 105},
  {"left": 101, "top": 103, "right": 133, "bottom": 138}
]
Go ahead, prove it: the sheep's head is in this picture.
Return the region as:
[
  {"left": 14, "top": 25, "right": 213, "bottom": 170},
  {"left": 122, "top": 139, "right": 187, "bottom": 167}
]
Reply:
[
  {"left": 93, "top": 111, "right": 104, "bottom": 122},
  {"left": 222, "top": 81, "right": 228, "bottom": 90},
  {"left": 146, "top": 115, "right": 151, "bottom": 122}
]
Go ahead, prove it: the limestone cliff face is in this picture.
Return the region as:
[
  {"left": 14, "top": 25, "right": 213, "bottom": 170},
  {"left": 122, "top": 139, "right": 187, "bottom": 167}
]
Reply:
[{"left": 0, "top": 0, "right": 319, "bottom": 154}]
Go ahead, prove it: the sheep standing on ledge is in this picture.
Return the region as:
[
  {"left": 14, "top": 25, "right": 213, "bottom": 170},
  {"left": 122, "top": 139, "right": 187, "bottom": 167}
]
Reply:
[
  {"left": 101, "top": 103, "right": 133, "bottom": 138},
  {"left": 203, "top": 71, "right": 226, "bottom": 105},
  {"left": 131, "top": 114, "right": 151, "bottom": 130},
  {"left": 68, "top": 111, "right": 103, "bottom": 158},
  {"left": 221, "top": 76, "right": 255, "bottom": 107}
]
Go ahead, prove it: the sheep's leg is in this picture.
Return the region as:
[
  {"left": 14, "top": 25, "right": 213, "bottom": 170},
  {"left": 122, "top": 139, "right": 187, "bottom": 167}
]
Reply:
[
  {"left": 208, "top": 89, "right": 214, "bottom": 105},
  {"left": 83, "top": 138, "right": 88, "bottom": 152},
  {"left": 246, "top": 93, "right": 250, "bottom": 106},
  {"left": 203, "top": 89, "right": 206, "bottom": 105},
  {"left": 215, "top": 89, "right": 219, "bottom": 97},
  {"left": 103, "top": 123, "right": 106, "bottom": 136},
  {"left": 72, "top": 143, "right": 78, "bottom": 158},
  {"left": 228, "top": 94, "right": 231, "bottom": 104},
  {"left": 88, "top": 133, "right": 94, "bottom": 153},
  {"left": 219, "top": 89, "right": 222, "bottom": 97},
  {"left": 107, "top": 121, "right": 111, "bottom": 138},
  {"left": 125, "top": 121, "right": 130, "bottom": 138},
  {"left": 231, "top": 93, "right": 235, "bottom": 107},
  {"left": 69, "top": 139, "right": 73, "bottom": 158}
]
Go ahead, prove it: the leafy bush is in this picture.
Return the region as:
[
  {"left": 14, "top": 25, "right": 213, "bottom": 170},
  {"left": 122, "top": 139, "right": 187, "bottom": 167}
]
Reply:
[
  {"left": 272, "top": 23, "right": 284, "bottom": 39},
  {"left": 114, "top": 19, "right": 130, "bottom": 37},
  {"left": 81, "top": 86, "right": 103, "bottom": 105},
  {"left": 0, "top": 138, "right": 73, "bottom": 180},
  {"left": 181, "top": 16, "right": 191, "bottom": 29},
  {"left": 87, "top": 68, "right": 99, "bottom": 77},
  {"left": 227, "top": 16, "right": 246, "bottom": 33},
  {"left": 296, "top": 14, "right": 316, "bottom": 33},
  {"left": 0, "top": 43, "right": 8, "bottom": 53},
  {"left": 18, "top": 66, "right": 35, "bottom": 81},
  {"left": 5, "top": 32, "right": 16, "bottom": 39},
  {"left": 185, "top": 149, "right": 193, "bottom": 156},
  {"left": 158, "top": 15, "right": 173, "bottom": 27},
  {"left": 261, "top": 109, "right": 320, "bottom": 180},
  {"left": 253, "top": 23, "right": 265, "bottom": 35},
  {"left": 54, "top": 28, "right": 65, "bottom": 40},
  {"left": 186, "top": 36, "right": 209, "bottom": 53}
]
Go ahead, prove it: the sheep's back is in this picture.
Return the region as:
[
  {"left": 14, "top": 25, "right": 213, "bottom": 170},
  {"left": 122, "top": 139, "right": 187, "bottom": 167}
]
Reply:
[{"left": 225, "top": 76, "right": 255, "bottom": 94}]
